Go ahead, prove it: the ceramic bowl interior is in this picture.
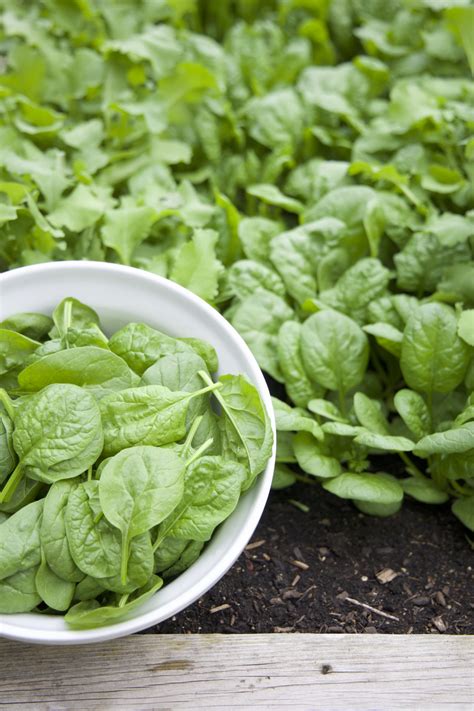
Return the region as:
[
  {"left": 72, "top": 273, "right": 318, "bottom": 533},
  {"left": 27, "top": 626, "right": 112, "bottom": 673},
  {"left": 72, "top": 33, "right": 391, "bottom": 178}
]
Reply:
[{"left": 0, "top": 261, "right": 276, "bottom": 644}]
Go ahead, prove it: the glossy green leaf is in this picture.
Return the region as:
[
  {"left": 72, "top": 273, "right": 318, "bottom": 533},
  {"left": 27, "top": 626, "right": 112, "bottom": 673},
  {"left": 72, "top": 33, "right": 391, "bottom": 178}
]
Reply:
[
  {"left": 451, "top": 496, "right": 474, "bottom": 532},
  {"left": 99, "top": 446, "right": 185, "bottom": 579},
  {"left": 394, "top": 389, "right": 431, "bottom": 441},
  {"left": 401, "top": 477, "right": 449, "bottom": 505},
  {"left": 41, "top": 480, "right": 84, "bottom": 583},
  {"left": 0, "top": 500, "right": 43, "bottom": 580},
  {"left": 64, "top": 575, "right": 163, "bottom": 629},
  {"left": 99, "top": 382, "right": 218, "bottom": 457},
  {"left": 13, "top": 383, "right": 103, "bottom": 484},
  {"left": 400, "top": 304, "right": 470, "bottom": 394},
  {"left": 272, "top": 397, "right": 323, "bottom": 441},
  {"left": 293, "top": 432, "right": 341, "bottom": 479},
  {"left": 413, "top": 423, "right": 474, "bottom": 456},
  {"left": 354, "top": 431, "right": 415, "bottom": 452},
  {"left": 0, "top": 567, "right": 41, "bottom": 613},
  {"left": 323, "top": 472, "right": 404, "bottom": 505},
  {"left": 301, "top": 310, "right": 369, "bottom": 394},
  {"left": 155, "top": 455, "right": 246, "bottom": 544},
  {"left": 18, "top": 347, "right": 138, "bottom": 396},
  {"left": 35, "top": 552, "right": 75, "bottom": 611}
]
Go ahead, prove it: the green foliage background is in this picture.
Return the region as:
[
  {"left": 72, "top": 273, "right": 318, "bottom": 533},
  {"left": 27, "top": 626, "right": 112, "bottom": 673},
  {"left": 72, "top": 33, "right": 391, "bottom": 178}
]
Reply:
[{"left": 0, "top": 0, "right": 473, "bottom": 529}]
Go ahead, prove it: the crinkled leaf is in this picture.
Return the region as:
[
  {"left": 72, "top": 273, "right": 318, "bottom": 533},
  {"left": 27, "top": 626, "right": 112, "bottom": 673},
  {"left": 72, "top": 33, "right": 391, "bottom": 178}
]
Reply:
[{"left": 400, "top": 303, "right": 470, "bottom": 394}]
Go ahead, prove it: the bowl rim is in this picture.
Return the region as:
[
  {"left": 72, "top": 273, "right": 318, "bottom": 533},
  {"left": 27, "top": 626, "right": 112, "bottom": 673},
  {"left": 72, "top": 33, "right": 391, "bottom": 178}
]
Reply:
[{"left": 0, "top": 261, "right": 276, "bottom": 645}]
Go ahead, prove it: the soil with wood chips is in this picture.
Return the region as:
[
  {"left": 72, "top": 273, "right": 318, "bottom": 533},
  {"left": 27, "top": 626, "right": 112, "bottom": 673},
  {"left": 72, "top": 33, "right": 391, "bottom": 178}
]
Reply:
[{"left": 148, "top": 481, "right": 473, "bottom": 636}]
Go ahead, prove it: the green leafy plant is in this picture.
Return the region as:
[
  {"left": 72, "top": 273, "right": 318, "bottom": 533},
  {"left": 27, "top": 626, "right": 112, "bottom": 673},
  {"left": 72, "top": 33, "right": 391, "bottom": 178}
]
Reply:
[
  {"left": 0, "top": 297, "right": 273, "bottom": 624},
  {"left": 0, "top": 1, "right": 473, "bottom": 532}
]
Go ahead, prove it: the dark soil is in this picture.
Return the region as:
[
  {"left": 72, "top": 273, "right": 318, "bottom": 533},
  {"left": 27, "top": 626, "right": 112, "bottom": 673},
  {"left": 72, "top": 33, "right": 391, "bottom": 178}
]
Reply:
[{"left": 149, "top": 484, "right": 473, "bottom": 635}]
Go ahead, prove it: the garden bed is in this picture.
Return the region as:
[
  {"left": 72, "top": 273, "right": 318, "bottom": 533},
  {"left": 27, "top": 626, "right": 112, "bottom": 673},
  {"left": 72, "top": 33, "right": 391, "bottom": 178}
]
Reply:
[{"left": 153, "top": 483, "right": 473, "bottom": 636}]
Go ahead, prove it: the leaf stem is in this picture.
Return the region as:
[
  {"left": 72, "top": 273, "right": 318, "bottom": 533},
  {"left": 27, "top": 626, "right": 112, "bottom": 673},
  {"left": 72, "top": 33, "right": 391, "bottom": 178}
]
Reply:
[
  {"left": 185, "top": 437, "right": 214, "bottom": 468},
  {"left": 398, "top": 452, "right": 425, "bottom": 480},
  {"left": 450, "top": 480, "right": 473, "bottom": 497},
  {"left": 293, "top": 472, "right": 318, "bottom": 486},
  {"left": 0, "top": 462, "right": 23, "bottom": 503},
  {"left": 0, "top": 388, "right": 15, "bottom": 421},
  {"left": 338, "top": 388, "right": 347, "bottom": 419},
  {"left": 63, "top": 299, "right": 72, "bottom": 349},
  {"left": 87, "top": 466, "right": 93, "bottom": 482},
  {"left": 427, "top": 390, "right": 434, "bottom": 431},
  {"left": 188, "top": 381, "right": 222, "bottom": 401},
  {"left": 118, "top": 593, "right": 129, "bottom": 608},
  {"left": 120, "top": 535, "right": 129, "bottom": 585},
  {"left": 198, "top": 370, "right": 253, "bottom": 470},
  {"left": 183, "top": 415, "right": 204, "bottom": 456},
  {"left": 370, "top": 348, "right": 387, "bottom": 385}
]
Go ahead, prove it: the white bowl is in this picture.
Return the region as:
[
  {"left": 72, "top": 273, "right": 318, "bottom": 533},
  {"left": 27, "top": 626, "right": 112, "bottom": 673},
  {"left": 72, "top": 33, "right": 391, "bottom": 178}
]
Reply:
[{"left": 0, "top": 261, "right": 276, "bottom": 645}]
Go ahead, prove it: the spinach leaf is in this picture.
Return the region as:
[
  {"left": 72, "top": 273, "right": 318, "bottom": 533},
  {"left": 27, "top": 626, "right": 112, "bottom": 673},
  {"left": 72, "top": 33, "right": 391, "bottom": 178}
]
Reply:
[
  {"left": 0, "top": 329, "right": 40, "bottom": 386},
  {"left": 200, "top": 371, "right": 273, "bottom": 487},
  {"left": 142, "top": 357, "right": 206, "bottom": 406},
  {"left": 400, "top": 303, "right": 470, "bottom": 395},
  {"left": 451, "top": 497, "right": 474, "bottom": 532},
  {"left": 51, "top": 297, "right": 103, "bottom": 341},
  {"left": 64, "top": 575, "right": 163, "bottom": 629},
  {"left": 228, "top": 260, "right": 286, "bottom": 301},
  {"left": 99, "top": 446, "right": 185, "bottom": 583},
  {"left": 401, "top": 477, "right": 449, "bottom": 505},
  {"left": 97, "top": 531, "right": 154, "bottom": 594},
  {"left": 161, "top": 540, "right": 205, "bottom": 579},
  {"left": 413, "top": 423, "right": 474, "bottom": 456},
  {"left": 65, "top": 480, "right": 123, "bottom": 579},
  {"left": 272, "top": 464, "right": 297, "bottom": 490},
  {"left": 0, "top": 499, "right": 43, "bottom": 580},
  {"left": 0, "top": 477, "right": 44, "bottom": 514},
  {"left": 109, "top": 323, "right": 193, "bottom": 376},
  {"left": 354, "top": 431, "right": 415, "bottom": 453},
  {"left": 0, "top": 410, "right": 15, "bottom": 485},
  {"left": 353, "top": 392, "right": 388, "bottom": 435},
  {"left": 41, "top": 480, "right": 84, "bottom": 583},
  {"left": 272, "top": 397, "right": 323, "bottom": 441},
  {"left": 301, "top": 310, "right": 369, "bottom": 398},
  {"left": 142, "top": 351, "right": 208, "bottom": 424},
  {"left": 0, "top": 567, "right": 41, "bottom": 613},
  {"left": 229, "top": 290, "right": 294, "bottom": 382},
  {"left": 177, "top": 338, "right": 218, "bottom": 373},
  {"left": 0, "top": 313, "right": 53, "bottom": 341},
  {"left": 277, "top": 321, "right": 321, "bottom": 408},
  {"left": 154, "top": 536, "right": 188, "bottom": 573},
  {"left": 293, "top": 432, "right": 341, "bottom": 479},
  {"left": 154, "top": 456, "right": 246, "bottom": 546},
  {"left": 35, "top": 551, "right": 76, "bottom": 611},
  {"left": 7, "top": 384, "right": 103, "bottom": 497},
  {"left": 99, "top": 382, "right": 219, "bottom": 456},
  {"left": 18, "top": 347, "right": 138, "bottom": 396},
  {"left": 458, "top": 310, "right": 474, "bottom": 348},
  {"left": 323, "top": 472, "right": 404, "bottom": 506},
  {"left": 394, "top": 389, "right": 431, "bottom": 441},
  {"left": 74, "top": 576, "right": 106, "bottom": 602}
]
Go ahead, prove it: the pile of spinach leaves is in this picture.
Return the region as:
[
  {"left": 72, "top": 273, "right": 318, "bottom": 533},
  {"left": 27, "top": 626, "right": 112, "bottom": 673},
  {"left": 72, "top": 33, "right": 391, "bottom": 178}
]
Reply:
[
  {"left": 0, "top": 0, "right": 473, "bottom": 531},
  {"left": 0, "top": 297, "right": 273, "bottom": 625}
]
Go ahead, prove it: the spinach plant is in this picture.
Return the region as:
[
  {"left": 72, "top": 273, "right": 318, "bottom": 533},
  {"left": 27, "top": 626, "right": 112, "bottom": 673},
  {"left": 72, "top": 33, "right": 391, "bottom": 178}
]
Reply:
[{"left": 0, "top": 2, "right": 473, "bottom": 538}]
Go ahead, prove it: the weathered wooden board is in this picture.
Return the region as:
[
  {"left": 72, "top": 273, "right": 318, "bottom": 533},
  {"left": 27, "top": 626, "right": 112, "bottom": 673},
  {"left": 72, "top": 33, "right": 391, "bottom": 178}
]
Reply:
[{"left": 0, "top": 634, "right": 472, "bottom": 710}]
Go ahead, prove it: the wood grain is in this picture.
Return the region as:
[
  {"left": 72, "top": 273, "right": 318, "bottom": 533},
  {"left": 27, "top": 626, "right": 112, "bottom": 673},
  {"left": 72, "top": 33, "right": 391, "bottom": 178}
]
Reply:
[{"left": 0, "top": 634, "right": 472, "bottom": 710}]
